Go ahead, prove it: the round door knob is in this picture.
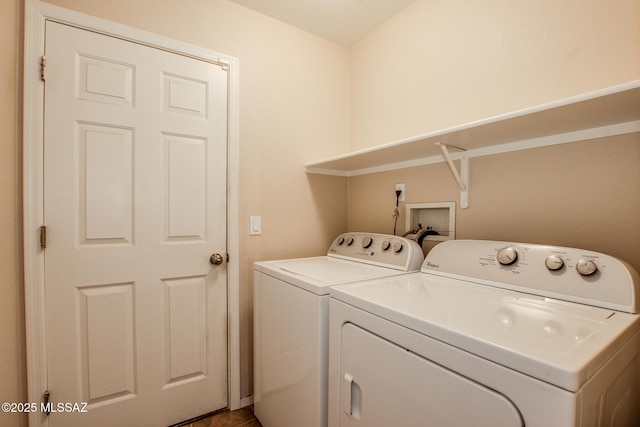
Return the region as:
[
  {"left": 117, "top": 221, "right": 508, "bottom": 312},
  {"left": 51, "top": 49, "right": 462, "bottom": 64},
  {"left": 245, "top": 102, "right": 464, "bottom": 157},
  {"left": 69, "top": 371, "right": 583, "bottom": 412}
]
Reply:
[{"left": 210, "top": 253, "right": 224, "bottom": 265}]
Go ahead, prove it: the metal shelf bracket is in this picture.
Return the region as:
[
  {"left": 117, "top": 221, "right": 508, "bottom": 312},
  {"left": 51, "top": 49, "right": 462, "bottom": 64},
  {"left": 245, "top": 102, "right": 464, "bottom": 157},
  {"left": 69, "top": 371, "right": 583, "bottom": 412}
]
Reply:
[{"left": 436, "top": 142, "right": 469, "bottom": 208}]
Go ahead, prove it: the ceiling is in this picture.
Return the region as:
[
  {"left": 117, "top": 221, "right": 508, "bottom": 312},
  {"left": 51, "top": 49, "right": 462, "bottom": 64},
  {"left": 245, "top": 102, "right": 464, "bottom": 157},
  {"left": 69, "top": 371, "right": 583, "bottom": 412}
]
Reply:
[{"left": 229, "top": 0, "right": 418, "bottom": 46}]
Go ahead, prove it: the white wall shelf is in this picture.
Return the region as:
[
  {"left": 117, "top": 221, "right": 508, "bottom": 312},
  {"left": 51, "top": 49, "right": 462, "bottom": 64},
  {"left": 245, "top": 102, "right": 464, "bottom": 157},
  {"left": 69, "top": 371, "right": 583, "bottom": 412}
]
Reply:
[{"left": 305, "top": 80, "right": 640, "bottom": 177}]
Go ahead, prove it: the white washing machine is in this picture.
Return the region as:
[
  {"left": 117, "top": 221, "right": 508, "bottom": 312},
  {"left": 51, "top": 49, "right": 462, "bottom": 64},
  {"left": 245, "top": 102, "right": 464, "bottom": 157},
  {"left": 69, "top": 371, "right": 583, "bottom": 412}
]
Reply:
[
  {"left": 328, "top": 240, "right": 640, "bottom": 427},
  {"left": 253, "top": 232, "right": 424, "bottom": 427}
]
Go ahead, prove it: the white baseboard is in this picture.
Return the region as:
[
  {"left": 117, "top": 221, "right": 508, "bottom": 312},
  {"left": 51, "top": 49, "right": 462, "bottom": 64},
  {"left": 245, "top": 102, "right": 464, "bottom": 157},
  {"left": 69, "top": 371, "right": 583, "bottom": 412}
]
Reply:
[{"left": 239, "top": 395, "right": 254, "bottom": 408}]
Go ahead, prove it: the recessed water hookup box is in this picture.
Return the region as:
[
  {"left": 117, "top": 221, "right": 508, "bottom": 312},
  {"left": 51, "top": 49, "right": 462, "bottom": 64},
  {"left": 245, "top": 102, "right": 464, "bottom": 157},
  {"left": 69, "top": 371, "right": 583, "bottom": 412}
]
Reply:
[{"left": 405, "top": 202, "right": 456, "bottom": 242}]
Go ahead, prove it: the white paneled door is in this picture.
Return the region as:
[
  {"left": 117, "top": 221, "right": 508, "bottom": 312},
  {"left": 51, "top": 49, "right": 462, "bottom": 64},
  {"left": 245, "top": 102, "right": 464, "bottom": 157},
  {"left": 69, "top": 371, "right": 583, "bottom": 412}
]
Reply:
[{"left": 43, "top": 21, "right": 228, "bottom": 426}]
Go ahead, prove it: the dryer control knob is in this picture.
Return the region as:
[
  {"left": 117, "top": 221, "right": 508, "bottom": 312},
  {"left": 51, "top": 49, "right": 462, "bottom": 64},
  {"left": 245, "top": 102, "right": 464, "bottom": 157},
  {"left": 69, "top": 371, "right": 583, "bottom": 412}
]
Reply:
[
  {"left": 497, "top": 246, "right": 518, "bottom": 266},
  {"left": 393, "top": 242, "right": 404, "bottom": 253},
  {"left": 345, "top": 236, "right": 354, "bottom": 246},
  {"left": 545, "top": 255, "right": 564, "bottom": 271},
  {"left": 337, "top": 236, "right": 345, "bottom": 246},
  {"left": 362, "top": 236, "right": 373, "bottom": 249},
  {"left": 382, "top": 240, "right": 391, "bottom": 251},
  {"left": 576, "top": 259, "right": 598, "bottom": 276}
]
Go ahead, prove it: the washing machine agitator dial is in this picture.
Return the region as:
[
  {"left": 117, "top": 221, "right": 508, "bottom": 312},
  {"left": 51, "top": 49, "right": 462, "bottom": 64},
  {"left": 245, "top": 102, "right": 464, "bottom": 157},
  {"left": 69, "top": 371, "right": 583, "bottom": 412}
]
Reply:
[
  {"left": 576, "top": 259, "right": 598, "bottom": 276},
  {"left": 497, "top": 246, "right": 518, "bottom": 265}
]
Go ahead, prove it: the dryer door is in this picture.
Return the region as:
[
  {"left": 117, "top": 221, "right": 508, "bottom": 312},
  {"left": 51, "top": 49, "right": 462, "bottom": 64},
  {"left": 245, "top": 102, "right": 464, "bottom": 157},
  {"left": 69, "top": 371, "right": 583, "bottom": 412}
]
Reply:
[{"left": 338, "top": 324, "right": 523, "bottom": 427}]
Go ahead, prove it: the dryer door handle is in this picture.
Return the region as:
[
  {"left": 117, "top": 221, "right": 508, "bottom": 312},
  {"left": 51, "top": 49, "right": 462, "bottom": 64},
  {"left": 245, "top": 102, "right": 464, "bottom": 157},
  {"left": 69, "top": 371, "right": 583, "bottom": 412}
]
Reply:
[{"left": 342, "top": 372, "right": 362, "bottom": 419}]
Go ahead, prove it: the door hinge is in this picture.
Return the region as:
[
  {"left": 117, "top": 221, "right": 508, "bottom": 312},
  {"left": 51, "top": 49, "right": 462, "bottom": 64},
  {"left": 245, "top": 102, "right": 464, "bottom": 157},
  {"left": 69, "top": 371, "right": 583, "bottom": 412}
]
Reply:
[
  {"left": 40, "top": 56, "right": 46, "bottom": 81},
  {"left": 40, "top": 225, "right": 47, "bottom": 250},
  {"left": 43, "top": 390, "right": 50, "bottom": 415}
]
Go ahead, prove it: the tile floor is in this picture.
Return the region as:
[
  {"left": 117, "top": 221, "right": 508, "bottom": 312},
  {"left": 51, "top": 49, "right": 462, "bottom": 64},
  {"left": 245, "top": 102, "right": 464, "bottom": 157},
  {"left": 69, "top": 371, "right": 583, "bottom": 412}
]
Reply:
[{"left": 184, "top": 406, "right": 262, "bottom": 427}]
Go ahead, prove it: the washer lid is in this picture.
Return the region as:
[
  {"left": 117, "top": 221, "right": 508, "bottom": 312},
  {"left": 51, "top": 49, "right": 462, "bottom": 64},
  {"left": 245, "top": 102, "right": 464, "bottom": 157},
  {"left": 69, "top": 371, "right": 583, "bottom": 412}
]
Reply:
[
  {"left": 331, "top": 273, "right": 640, "bottom": 391},
  {"left": 254, "top": 257, "right": 413, "bottom": 295}
]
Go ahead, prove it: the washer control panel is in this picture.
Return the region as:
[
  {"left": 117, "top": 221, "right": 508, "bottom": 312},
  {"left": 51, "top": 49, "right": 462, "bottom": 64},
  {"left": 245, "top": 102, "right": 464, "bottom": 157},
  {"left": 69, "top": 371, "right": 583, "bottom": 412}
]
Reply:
[
  {"left": 328, "top": 233, "right": 424, "bottom": 271},
  {"left": 423, "top": 240, "right": 640, "bottom": 313}
]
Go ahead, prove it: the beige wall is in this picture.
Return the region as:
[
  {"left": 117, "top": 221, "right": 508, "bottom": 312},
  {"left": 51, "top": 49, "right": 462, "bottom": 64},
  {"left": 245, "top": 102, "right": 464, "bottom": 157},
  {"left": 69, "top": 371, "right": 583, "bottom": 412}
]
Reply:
[
  {"left": 349, "top": 0, "right": 640, "bottom": 150},
  {"left": 2, "top": 0, "right": 348, "bottom": 424},
  {"left": 348, "top": 134, "right": 640, "bottom": 272},
  {"left": 2, "top": 0, "right": 640, "bottom": 425},
  {"left": 0, "top": 0, "right": 27, "bottom": 427},
  {"left": 347, "top": 0, "right": 640, "bottom": 272}
]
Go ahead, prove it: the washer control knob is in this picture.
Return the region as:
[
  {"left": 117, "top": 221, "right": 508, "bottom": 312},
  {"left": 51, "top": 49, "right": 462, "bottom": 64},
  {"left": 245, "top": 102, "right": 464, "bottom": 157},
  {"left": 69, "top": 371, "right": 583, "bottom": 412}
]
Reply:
[
  {"left": 362, "top": 236, "right": 373, "bottom": 249},
  {"left": 576, "top": 259, "right": 598, "bottom": 276},
  {"left": 497, "top": 246, "right": 518, "bottom": 266},
  {"left": 545, "top": 255, "right": 564, "bottom": 271},
  {"left": 337, "top": 236, "right": 345, "bottom": 246},
  {"left": 382, "top": 241, "right": 391, "bottom": 251},
  {"left": 345, "top": 236, "right": 354, "bottom": 246},
  {"left": 393, "top": 242, "right": 404, "bottom": 253}
]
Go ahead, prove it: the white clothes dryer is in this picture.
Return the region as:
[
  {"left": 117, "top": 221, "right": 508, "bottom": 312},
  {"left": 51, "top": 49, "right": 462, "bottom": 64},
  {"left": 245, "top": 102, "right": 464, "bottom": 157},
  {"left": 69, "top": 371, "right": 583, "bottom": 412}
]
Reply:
[
  {"left": 254, "top": 233, "right": 424, "bottom": 427},
  {"left": 328, "top": 240, "right": 640, "bottom": 427}
]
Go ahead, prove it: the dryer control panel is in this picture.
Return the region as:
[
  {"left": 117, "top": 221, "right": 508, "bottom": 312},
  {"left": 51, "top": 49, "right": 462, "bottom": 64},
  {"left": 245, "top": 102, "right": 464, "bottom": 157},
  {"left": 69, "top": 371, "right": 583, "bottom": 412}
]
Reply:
[
  {"left": 423, "top": 240, "right": 640, "bottom": 313},
  {"left": 328, "top": 233, "right": 424, "bottom": 271}
]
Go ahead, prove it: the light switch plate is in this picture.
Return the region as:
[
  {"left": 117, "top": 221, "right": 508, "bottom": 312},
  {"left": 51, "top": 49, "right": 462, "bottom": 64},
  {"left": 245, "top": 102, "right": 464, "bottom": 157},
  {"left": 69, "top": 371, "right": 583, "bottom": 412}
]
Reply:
[{"left": 250, "top": 216, "right": 261, "bottom": 235}]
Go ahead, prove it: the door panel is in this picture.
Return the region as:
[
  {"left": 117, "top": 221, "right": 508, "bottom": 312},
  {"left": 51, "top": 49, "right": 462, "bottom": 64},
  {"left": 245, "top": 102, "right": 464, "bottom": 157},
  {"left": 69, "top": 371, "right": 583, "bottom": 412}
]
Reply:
[
  {"left": 44, "top": 20, "right": 228, "bottom": 426},
  {"left": 78, "top": 283, "right": 136, "bottom": 404},
  {"left": 164, "top": 134, "right": 207, "bottom": 241},
  {"left": 338, "top": 324, "right": 523, "bottom": 427},
  {"left": 163, "top": 276, "right": 207, "bottom": 386},
  {"left": 80, "top": 123, "right": 134, "bottom": 244}
]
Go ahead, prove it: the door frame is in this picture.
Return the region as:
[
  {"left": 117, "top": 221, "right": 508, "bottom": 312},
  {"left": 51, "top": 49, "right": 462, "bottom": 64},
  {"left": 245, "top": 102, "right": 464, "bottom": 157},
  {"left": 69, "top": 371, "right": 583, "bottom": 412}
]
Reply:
[{"left": 22, "top": 1, "right": 241, "bottom": 425}]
